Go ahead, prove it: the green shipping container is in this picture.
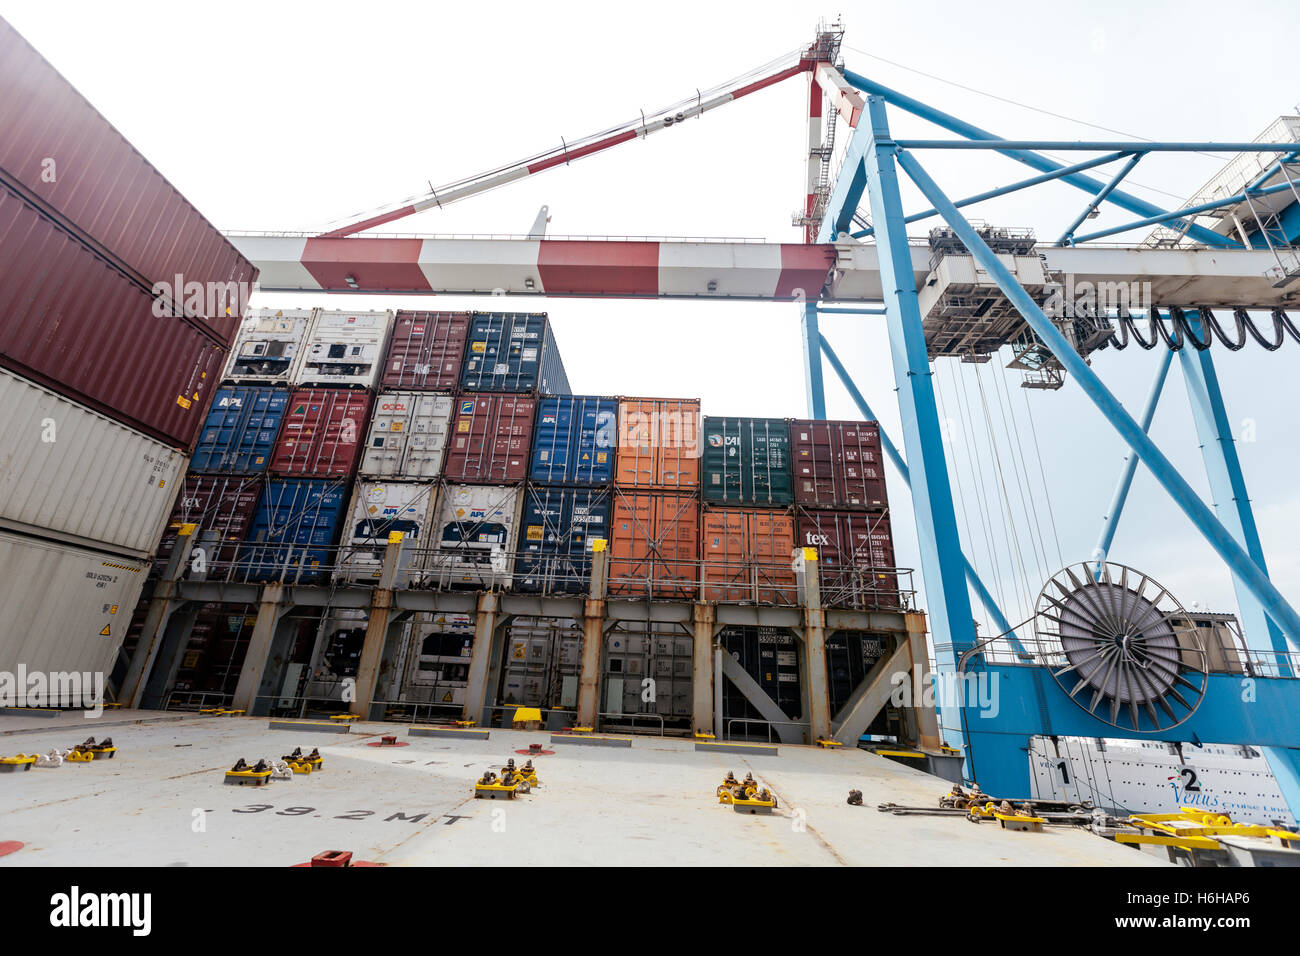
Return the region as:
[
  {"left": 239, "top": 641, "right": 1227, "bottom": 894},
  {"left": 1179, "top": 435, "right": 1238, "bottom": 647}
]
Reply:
[{"left": 702, "top": 417, "right": 793, "bottom": 506}]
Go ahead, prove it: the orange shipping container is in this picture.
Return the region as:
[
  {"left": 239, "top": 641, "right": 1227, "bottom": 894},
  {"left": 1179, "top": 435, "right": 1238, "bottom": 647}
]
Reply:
[
  {"left": 701, "top": 508, "right": 797, "bottom": 604},
  {"left": 608, "top": 491, "right": 700, "bottom": 598},
  {"left": 615, "top": 398, "right": 700, "bottom": 489}
]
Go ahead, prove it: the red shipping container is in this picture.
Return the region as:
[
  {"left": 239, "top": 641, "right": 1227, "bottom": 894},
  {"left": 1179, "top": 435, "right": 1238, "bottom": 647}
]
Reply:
[
  {"left": 796, "top": 510, "right": 900, "bottom": 609},
  {"left": 0, "top": 19, "right": 255, "bottom": 343},
  {"left": 609, "top": 491, "right": 700, "bottom": 599},
  {"left": 790, "top": 420, "right": 888, "bottom": 510},
  {"left": 701, "top": 508, "right": 796, "bottom": 604},
  {"left": 443, "top": 394, "right": 536, "bottom": 483},
  {"left": 270, "top": 388, "right": 374, "bottom": 477},
  {"left": 381, "top": 311, "right": 471, "bottom": 389},
  {"left": 157, "top": 474, "right": 263, "bottom": 568},
  {"left": 0, "top": 185, "right": 226, "bottom": 449}
]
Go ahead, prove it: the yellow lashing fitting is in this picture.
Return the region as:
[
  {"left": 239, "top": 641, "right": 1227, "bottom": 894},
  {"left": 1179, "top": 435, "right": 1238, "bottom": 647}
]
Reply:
[{"left": 0, "top": 754, "right": 37, "bottom": 772}]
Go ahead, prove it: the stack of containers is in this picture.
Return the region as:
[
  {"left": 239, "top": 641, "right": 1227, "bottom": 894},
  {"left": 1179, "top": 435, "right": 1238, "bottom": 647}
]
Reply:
[
  {"left": 609, "top": 398, "right": 702, "bottom": 598},
  {"left": 788, "top": 420, "right": 898, "bottom": 608},
  {"left": 430, "top": 312, "right": 570, "bottom": 588},
  {"left": 700, "top": 417, "right": 797, "bottom": 603},
  {"left": 336, "top": 311, "right": 469, "bottom": 586},
  {"left": 0, "top": 19, "right": 256, "bottom": 676}
]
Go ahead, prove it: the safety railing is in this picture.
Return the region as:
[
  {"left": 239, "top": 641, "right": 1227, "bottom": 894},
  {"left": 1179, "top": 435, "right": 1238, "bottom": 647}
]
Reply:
[
  {"left": 375, "top": 699, "right": 463, "bottom": 723},
  {"left": 161, "top": 690, "right": 233, "bottom": 712},
  {"left": 482, "top": 704, "right": 577, "bottom": 729},
  {"left": 597, "top": 712, "right": 667, "bottom": 736},
  {"left": 724, "top": 717, "right": 810, "bottom": 743}
]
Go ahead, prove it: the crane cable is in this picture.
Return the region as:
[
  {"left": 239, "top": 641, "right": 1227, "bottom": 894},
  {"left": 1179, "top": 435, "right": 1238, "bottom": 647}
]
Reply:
[
  {"left": 1020, "top": 387, "right": 1065, "bottom": 568},
  {"left": 988, "top": 358, "right": 1050, "bottom": 588}
]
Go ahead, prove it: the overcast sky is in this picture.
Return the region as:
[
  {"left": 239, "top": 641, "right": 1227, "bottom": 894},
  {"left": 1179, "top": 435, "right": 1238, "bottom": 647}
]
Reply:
[{"left": 5, "top": 1, "right": 1299, "bottom": 647}]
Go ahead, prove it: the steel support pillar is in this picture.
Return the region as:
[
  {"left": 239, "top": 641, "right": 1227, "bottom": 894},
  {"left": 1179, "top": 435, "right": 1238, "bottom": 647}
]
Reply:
[
  {"left": 462, "top": 591, "right": 500, "bottom": 725},
  {"left": 137, "top": 607, "right": 198, "bottom": 710},
  {"left": 801, "top": 301, "right": 827, "bottom": 419},
  {"left": 906, "top": 612, "right": 942, "bottom": 751},
  {"left": 795, "top": 548, "right": 831, "bottom": 742},
  {"left": 230, "top": 583, "right": 293, "bottom": 715},
  {"left": 691, "top": 603, "right": 715, "bottom": 734},
  {"left": 351, "top": 535, "right": 406, "bottom": 718},
  {"left": 121, "top": 525, "right": 196, "bottom": 708},
  {"left": 576, "top": 544, "right": 608, "bottom": 727}
]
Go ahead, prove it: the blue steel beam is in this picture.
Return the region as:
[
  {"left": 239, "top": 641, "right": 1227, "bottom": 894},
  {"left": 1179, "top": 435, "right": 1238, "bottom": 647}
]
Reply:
[
  {"left": 841, "top": 69, "right": 1236, "bottom": 249},
  {"left": 819, "top": 336, "right": 1026, "bottom": 656},
  {"left": 1246, "top": 150, "right": 1299, "bottom": 192},
  {"left": 857, "top": 96, "right": 978, "bottom": 749},
  {"left": 1056, "top": 152, "right": 1143, "bottom": 246},
  {"left": 895, "top": 140, "right": 1299, "bottom": 153},
  {"left": 818, "top": 123, "right": 871, "bottom": 242},
  {"left": 800, "top": 301, "right": 827, "bottom": 419},
  {"left": 1093, "top": 348, "right": 1173, "bottom": 578},
  {"left": 896, "top": 146, "right": 1300, "bottom": 647},
  {"left": 817, "top": 306, "right": 888, "bottom": 315}
]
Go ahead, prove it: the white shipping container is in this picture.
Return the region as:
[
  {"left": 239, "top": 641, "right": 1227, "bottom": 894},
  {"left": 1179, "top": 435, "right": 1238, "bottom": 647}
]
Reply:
[
  {"left": 224, "top": 308, "right": 317, "bottom": 383},
  {"left": 0, "top": 368, "right": 189, "bottom": 558},
  {"left": 0, "top": 530, "right": 148, "bottom": 677},
  {"left": 359, "top": 391, "right": 454, "bottom": 478},
  {"left": 428, "top": 484, "right": 522, "bottom": 589},
  {"left": 334, "top": 480, "right": 439, "bottom": 585},
  {"left": 296, "top": 309, "right": 393, "bottom": 388}
]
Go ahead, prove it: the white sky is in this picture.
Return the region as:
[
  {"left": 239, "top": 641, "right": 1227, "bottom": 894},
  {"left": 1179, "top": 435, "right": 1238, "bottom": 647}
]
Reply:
[{"left": 5, "top": 0, "right": 1299, "bottom": 642}]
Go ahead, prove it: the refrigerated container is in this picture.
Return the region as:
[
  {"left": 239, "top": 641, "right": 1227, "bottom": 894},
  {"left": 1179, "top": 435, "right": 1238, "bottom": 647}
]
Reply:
[
  {"left": 530, "top": 395, "right": 618, "bottom": 485},
  {"left": 615, "top": 398, "right": 700, "bottom": 489},
  {"left": 701, "top": 417, "right": 793, "bottom": 506},
  {"left": 224, "top": 309, "right": 316, "bottom": 384},
  {"left": 602, "top": 623, "right": 694, "bottom": 725},
  {"left": 157, "top": 474, "right": 263, "bottom": 570},
  {"left": 191, "top": 385, "right": 288, "bottom": 474},
  {"left": 460, "top": 312, "right": 569, "bottom": 394},
  {"left": 0, "top": 368, "right": 187, "bottom": 558},
  {"left": 796, "top": 510, "right": 900, "bottom": 609},
  {"left": 270, "top": 388, "right": 374, "bottom": 478},
  {"left": 501, "top": 617, "right": 581, "bottom": 714},
  {"left": 238, "top": 478, "right": 349, "bottom": 584},
  {"left": 515, "top": 486, "right": 612, "bottom": 593},
  {"left": 381, "top": 311, "right": 471, "bottom": 390},
  {"left": 426, "top": 484, "right": 522, "bottom": 589},
  {"left": 608, "top": 491, "right": 700, "bottom": 598},
  {"left": 334, "top": 480, "right": 439, "bottom": 585},
  {"left": 296, "top": 310, "right": 393, "bottom": 388},
  {"left": 443, "top": 394, "right": 537, "bottom": 483},
  {"left": 790, "top": 419, "right": 888, "bottom": 510},
  {"left": 397, "top": 612, "right": 475, "bottom": 714},
  {"left": 700, "top": 508, "right": 796, "bottom": 604},
  {"left": 359, "top": 391, "right": 454, "bottom": 479},
  {"left": 719, "top": 625, "right": 803, "bottom": 727}
]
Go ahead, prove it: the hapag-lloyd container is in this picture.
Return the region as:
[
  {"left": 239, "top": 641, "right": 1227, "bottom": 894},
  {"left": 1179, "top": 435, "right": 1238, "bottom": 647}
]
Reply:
[
  {"left": 239, "top": 478, "right": 349, "bottom": 584},
  {"left": 608, "top": 491, "right": 700, "bottom": 598},
  {"left": 427, "top": 484, "right": 522, "bottom": 589},
  {"left": 516, "top": 486, "right": 613, "bottom": 593},
  {"left": 359, "top": 391, "right": 454, "bottom": 479},
  {"left": 335, "top": 480, "right": 439, "bottom": 584},
  {"left": 0, "top": 184, "right": 227, "bottom": 449},
  {"left": 460, "top": 313, "right": 570, "bottom": 394},
  {"left": 702, "top": 417, "right": 793, "bottom": 506},
  {"left": 225, "top": 309, "right": 317, "bottom": 384},
  {"left": 270, "top": 388, "right": 374, "bottom": 477},
  {"left": 443, "top": 394, "right": 537, "bottom": 483},
  {"left": 191, "top": 385, "right": 289, "bottom": 473},
  {"left": 720, "top": 625, "right": 802, "bottom": 720},
  {"left": 381, "top": 311, "right": 472, "bottom": 390},
  {"left": 157, "top": 474, "right": 263, "bottom": 568},
  {"left": 790, "top": 419, "right": 888, "bottom": 510},
  {"left": 530, "top": 395, "right": 618, "bottom": 485},
  {"left": 700, "top": 508, "right": 796, "bottom": 604},
  {"left": 796, "top": 510, "right": 900, "bottom": 609},
  {"left": 0, "top": 19, "right": 255, "bottom": 344},
  {"left": 0, "top": 367, "right": 188, "bottom": 558},
  {"left": 615, "top": 398, "right": 701, "bottom": 489},
  {"left": 0, "top": 529, "right": 148, "bottom": 675},
  {"left": 297, "top": 310, "right": 393, "bottom": 388}
]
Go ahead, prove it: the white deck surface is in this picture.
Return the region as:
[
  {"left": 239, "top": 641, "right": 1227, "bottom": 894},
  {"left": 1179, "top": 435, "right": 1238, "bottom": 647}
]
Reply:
[{"left": 0, "top": 713, "right": 1166, "bottom": 867}]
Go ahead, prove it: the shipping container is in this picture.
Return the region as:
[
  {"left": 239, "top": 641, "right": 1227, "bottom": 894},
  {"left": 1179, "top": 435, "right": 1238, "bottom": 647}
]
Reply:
[
  {"left": 608, "top": 491, "right": 700, "bottom": 598},
  {"left": 359, "top": 391, "right": 454, "bottom": 479},
  {"left": 530, "top": 395, "right": 618, "bottom": 485},
  {"left": 238, "top": 478, "right": 349, "bottom": 584},
  {"left": 796, "top": 510, "right": 901, "bottom": 609},
  {"left": 157, "top": 474, "right": 263, "bottom": 569},
  {"left": 443, "top": 394, "right": 537, "bottom": 483},
  {"left": 334, "top": 480, "right": 439, "bottom": 585},
  {"left": 395, "top": 612, "right": 475, "bottom": 715},
  {"left": 168, "top": 603, "right": 257, "bottom": 698},
  {"left": 501, "top": 617, "right": 581, "bottom": 717},
  {"left": 0, "top": 368, "right": 187, "bottom": 558},
  {"left": 700, "top": 508, "right": 797, "bottom": 604},
  {"left": 0, "top": 184, "right": 228, "bottom": 449},
  {"left": 191, "top": 385, "right": 288, "bottom": 474},
  {"left": 426, "top": 484, "right": 522, "bottom": 589},
  {"left": 0, "top": 529, "right": 148, "bottom": 677},
  {"left": 702, "top": 417, "right": 793, "bottom": 506},
  {"left": 381, "top": 311, "right": 472, "bottom": 390},
  {"left": 270, "top": 388, "right": 374, "bottom": 478},
  {"left": 225, "top": 309, "right": 316, "bottom": 384},
  {"left": 615, "top": 398, "right": 701, "bottom": 489},
  {"left": 515, "top": 486, "right": 612, "bottom": 593},
  {"left": 296, "top": 310, "right": 393, "bottom": 388},
  {"left": 0, "top": 19, "right": 255, "bottom": 344},
  {"left": 719, "top": 625, "right": 803, "bottom": 730},
  {"left": 790, "top": 419, "right": 888, "bottom": 510},
  {"left": 460, "top": 312, "right": 570, "bottom": 394},
  {"left": 603, "top": 624, "right": 694, "bottom": 726},
  {"left": 826, "top": 630, "right": 891, "bottom": 718}
]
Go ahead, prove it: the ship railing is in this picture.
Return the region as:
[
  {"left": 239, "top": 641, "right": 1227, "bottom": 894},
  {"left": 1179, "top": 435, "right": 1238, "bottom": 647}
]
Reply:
[
  {"left": 596, "top": 711, "right": 666, "bottom": 736},
  {"left": 482, "top": 704, "right": 578, "bottom": 730},
  {"left": 161, "top": 690, "right": 233, "bottom": 712},
  {"left": 724, "top": 717, "right": 810, "bottom": 743}
]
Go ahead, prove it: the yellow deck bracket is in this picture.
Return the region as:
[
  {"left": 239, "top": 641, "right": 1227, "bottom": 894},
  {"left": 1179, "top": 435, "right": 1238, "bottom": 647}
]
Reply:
[
  {"left": 0, "top": 754, "right": 37, "bottom": 772},
  {"left": 474, "top": 782, "right": 519, "bottom": 800},
  {"left": 694, "top": 732, "right": 716, "bottom": 740},
  {"left": 329, "top": 714, "right": 358, "bottom": 722},
  {"left": 454, "top": 719, "right": 477, "bottom": 728},
  {"left": 224, "top": 768, "right": 272, "bottom": 786},
  {"left": 816, "top": 738, "right": 842, "bottom": 748}
]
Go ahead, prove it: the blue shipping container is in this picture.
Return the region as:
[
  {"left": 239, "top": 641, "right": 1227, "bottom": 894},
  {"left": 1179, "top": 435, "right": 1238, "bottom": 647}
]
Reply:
[
  {"left": 238, "top": 478, "right": 348, "bottom": 583},
  {"left": 530, "top": 395, "right": 618, "bottom": 484},
  {"left": 515, "top": 486, "right": 611, "bottom": 593},
  {"left": 460, "top": 312, "right": 570, "bottom": 394},
  {"left": 191, "top": 385, "right": 289, "bottom": 473}
]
